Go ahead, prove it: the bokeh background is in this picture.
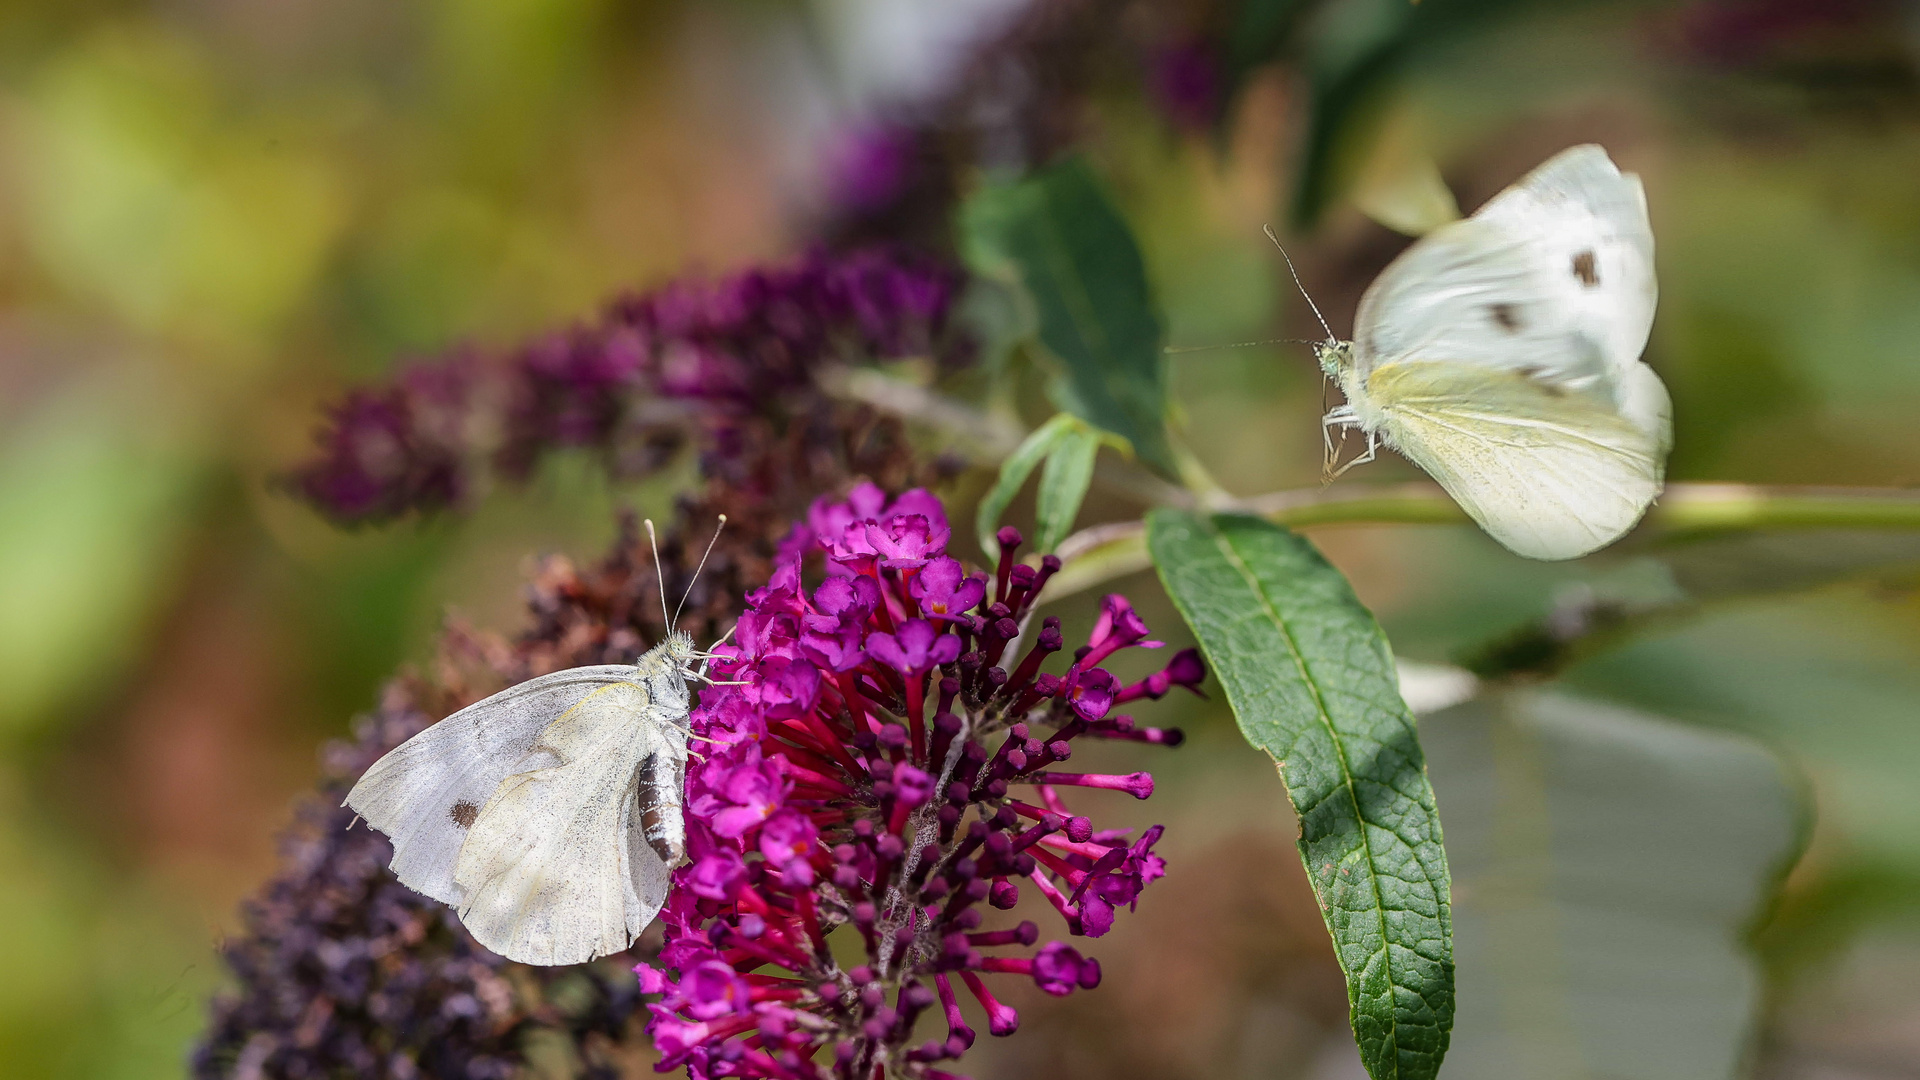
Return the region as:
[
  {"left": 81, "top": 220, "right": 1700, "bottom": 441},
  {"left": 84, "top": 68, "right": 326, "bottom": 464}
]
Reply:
[{"left": 2, "top": 0, "right": 1919, "bottom": 1076}]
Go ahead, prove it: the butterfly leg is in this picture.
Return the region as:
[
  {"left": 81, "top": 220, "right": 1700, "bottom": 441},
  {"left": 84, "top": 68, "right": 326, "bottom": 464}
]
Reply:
[
  {"left": 1322, "top": 406, "right": 1367, "bottom": 480},
  {"left": 692, "top": 623, "right": 740, "bottom": 679}
]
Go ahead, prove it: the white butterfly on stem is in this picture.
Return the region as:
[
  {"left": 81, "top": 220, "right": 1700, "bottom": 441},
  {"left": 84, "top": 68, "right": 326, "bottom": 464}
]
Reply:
[
  {"left": 1308, "top": 144, "right": 1671, "bottom": 561},
  {"left": 345, "top": 519, "right": 732, "bottom": 965}
]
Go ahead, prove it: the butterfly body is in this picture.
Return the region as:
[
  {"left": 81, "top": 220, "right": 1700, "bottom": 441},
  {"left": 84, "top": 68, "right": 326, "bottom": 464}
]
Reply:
[
  {"left": 346, "top": 631, "right": 700, "bottom": 965},
  {"left": 1321, "top": 145, "right": 1672, "bottom": 560}
]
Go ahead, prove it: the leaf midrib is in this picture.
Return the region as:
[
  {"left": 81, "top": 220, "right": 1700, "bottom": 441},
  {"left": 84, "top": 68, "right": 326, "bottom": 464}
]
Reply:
[{"left": 1205, "top": 516, "right": 1402, "bottom": 1072}]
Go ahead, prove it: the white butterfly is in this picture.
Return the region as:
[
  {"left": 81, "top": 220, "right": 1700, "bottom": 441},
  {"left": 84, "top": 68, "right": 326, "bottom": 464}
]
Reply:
[
  {"left": 1315, "top": 144, "right": 1672, "bottom": 561},
  {"left": 345, "top": 521, "right": 725, "bottom": 966}
]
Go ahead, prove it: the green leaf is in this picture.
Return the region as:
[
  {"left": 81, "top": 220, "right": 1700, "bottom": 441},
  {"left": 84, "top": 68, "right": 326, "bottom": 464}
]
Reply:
[
  {"left": 1267, "top": 0, "right": 1603, "bottom": 225},
  {"left": 976, "top": 414, "right": 1077, "bottom": 556},
  {"left": 1147, "top": 509, "right": 1453, "bottom": 1080},
  {"left": 959, "top": 157, "right": 1176, "bottom": 476},
  {"left": 1033, "top": 424, "right": 1100, "bottom": 554},
  {"left": 1226, "top": 0, "right": 1311, "bottom": 98},
  {"left": 1422, "top": 690, "right": 1804, "bottom": 1080},
  {"left": 0, "top": 377, "right": 207, "bottom": 734}
]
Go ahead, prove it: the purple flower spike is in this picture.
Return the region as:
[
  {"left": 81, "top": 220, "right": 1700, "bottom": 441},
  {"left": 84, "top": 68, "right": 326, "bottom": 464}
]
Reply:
[
  {"left": 1115, "top": 647, "right": 1208, "bottom": 703},
  {"left": 1031, "top": 942, "right": 1100, "bottom": 996},
  {"left": 912, "top": 557, "right": 987, "bottom": 624},
  {"left": 884, "top": 487, "right": 949, "bottom": 532},
  {"left": 867, "top": 619, "right": 962, "bottom": 676},
  {"left": 681, "top": 960, "right": 754, "bottom": 1020},
  {"left": 749, "top": 656, "right": 822, "bottom": 719},
  {"left": 1061, "top": 665, "right": 1120, "bottom": 722},
  {"left": 893, "top": 764, "right": 936, "bottom": 807},
  {"left": 810, "top": 481, "right": 890, "bottom": 540},
  {"left": 868, "top": 514, "right": 951, "bottom": 569},
  {"left": 827, "top": 126, "right": 916, "bottom": 212},
  {"left": 801, "top": 621, "right": 869, "bottom": 673},
  {"left": 759, "top": 810, "right": 820, "bottom": 872},
  {"left": 812, "top": 574, "right": 882, "bottom": 623},
  {"left": 638, "top": 487, "right": 1181, "bottom": 1079},
  {"left": 686, "top": 845, "right": 747, "bottom": 900},
  {"left": 1083, "top": 593, "right": 1164, "bottom": 667},
  {"left": 289, "top": 251, "right": 965, "bottom": 526},
  {"left": 700, "top": 752, "right": 788, "bottom": 837},
  {"left": 1072, "top": 825, "right": 1166, "bottom": 936}
]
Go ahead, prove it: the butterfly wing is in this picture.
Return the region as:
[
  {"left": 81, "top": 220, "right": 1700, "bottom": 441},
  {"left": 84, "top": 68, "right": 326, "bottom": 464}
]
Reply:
[
  {"left": 344, "top": 665, "right": 640, "bottom": 906},
  {"left": 1370, "top": 359, "right": 1670, "bottom": 560},
  {"left": 1353, "top": 144, "right": 1660, "bottom": 430},
  {"left": 451, "top": 680, "right": 683, "bottom": 965},
  {"left": 1343, "top": 144, "right": 1670, "bottom": 559}
]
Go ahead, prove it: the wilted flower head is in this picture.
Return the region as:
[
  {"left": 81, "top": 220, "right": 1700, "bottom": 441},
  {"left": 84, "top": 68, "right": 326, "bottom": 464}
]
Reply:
[{"left": 638, "top": 486, "right": 1198, "bottom": 1079}]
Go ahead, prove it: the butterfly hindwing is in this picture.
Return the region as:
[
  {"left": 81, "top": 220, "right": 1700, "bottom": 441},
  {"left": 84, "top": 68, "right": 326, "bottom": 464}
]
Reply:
[
  {"left": 451, "top": 679, "right": 680, "bottom": 966},
  {"left": 344, "top": 665, "right": 645, "bottom": 906},
  {"left": 1370, "top": 360, "right": 1670, "bottom": 560}
]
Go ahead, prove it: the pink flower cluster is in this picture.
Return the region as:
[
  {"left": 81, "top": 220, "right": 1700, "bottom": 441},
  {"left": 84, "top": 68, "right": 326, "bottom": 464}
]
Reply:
[{"left": 637, "top": 484, "right": 1204, "bottom": 1080}]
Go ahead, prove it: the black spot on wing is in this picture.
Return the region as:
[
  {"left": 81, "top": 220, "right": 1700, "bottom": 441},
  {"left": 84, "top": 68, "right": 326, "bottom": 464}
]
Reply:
[
  {"left": 1572, "top": 250, "right": 1599, "bottom": 287},
  {"left": 450, "top": 800, "right": 479, "bottom": 828},
  {"left": 1489, "top": 303, "right": 1522, "bottom": 332}
]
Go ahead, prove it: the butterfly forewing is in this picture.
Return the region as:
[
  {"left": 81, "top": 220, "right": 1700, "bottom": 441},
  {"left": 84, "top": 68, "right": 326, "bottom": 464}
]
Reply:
[
  {"left": 345, "top": 637, "right": 696, "bottom": 965},
  {"left": 1354, "top": 146, "right": 1656, "bottom": 390},
  {"left": 345, "top": 664, "right": 649, "bottom": 906}
]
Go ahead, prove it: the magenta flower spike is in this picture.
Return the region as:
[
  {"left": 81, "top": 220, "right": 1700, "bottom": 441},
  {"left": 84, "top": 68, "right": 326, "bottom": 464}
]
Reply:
[{"left": 639, "top": 488, "right": 1198, "bottom": 1079}]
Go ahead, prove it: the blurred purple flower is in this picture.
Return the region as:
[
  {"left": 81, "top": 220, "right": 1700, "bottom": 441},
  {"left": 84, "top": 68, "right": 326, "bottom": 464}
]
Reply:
[
  {"left": 827, "top": 126, "right": 919, "bottom": 212},
  {"left": 1150, "top": 39, "right": 1222, "bottom": 132},
  {"left": 288, "top": 251, "right": 965, "bottom": 525}
]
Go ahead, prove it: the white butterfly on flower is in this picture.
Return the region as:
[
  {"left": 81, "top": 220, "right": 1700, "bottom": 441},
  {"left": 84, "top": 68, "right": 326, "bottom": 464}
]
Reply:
[
  {"left": 345, "top": 520, "right": 729, "bottom": 966},
  {"left": 1312, "top": 144, "right": 1672, "bottom": 561}
]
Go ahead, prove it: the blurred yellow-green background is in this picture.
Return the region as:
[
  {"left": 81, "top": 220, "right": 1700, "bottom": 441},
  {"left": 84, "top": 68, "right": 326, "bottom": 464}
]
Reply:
[{"left": 3, "top": 0, "right": 1920, "bottom": 1076}]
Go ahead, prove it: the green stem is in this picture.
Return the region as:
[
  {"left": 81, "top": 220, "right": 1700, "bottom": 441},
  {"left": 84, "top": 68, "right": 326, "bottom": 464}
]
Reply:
[
  {"left": 1042, "top": 482, "right": 1920, "bottom": 603},
  {"left": 1644, "top": 483, "right": 1920, "bottom": 533}
]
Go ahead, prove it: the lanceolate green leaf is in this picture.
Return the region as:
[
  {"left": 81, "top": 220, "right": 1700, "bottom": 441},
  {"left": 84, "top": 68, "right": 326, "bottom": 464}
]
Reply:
[
  {"left": 1033, "top": 424, "right": 1100, "bottom": 554},
  {"left": 976, "top": 414, "right": 1077, "bottom": 556},
  {"left": 959, "top": 158, "right": 1176, "bottom": 476},
  {"left": 1147, "top": 509, "right": 1454, "bottom": 1080}
]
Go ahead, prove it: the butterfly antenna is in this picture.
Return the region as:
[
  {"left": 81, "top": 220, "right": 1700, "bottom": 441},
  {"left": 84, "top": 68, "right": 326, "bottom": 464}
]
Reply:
[
  {"left": 1263, "top": 225, "right": 1336, "bottom": 344},
  {"left": 645, "top": 518, "right": 673, "bottom": 631},
  {"left": 1163, "top": 338, "right": 1319, "bottom": 355},
  {"left": 674, "top": 515, "right": 727, "bottom": 627}
]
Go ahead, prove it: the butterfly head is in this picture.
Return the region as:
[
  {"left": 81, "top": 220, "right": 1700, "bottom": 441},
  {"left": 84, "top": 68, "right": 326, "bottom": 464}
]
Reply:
[
  {"left": 661, "top": 629, "right": 700, "bottom": 673},
  {"left": 1314, "top": 339, "right": 1354, "bottom": 380}
]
